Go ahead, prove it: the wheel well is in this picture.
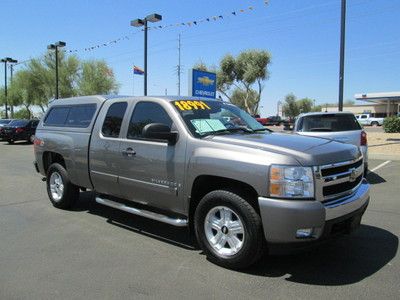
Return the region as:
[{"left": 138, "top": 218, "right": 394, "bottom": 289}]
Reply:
[
  {"left": 43, "top": 152, "right": 66, "bottom": 173},
  {"left": 188, "top": 175, "right": 260, "bottom": 227}
]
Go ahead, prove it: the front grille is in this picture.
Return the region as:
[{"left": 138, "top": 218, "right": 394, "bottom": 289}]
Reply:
[
  {"left": 318, "top": 157, "right": 364, "bottom": 201},
  {"left": 323, "top": 175, "right": 362, "bottom": 197},
  {"left": 321, "top": 159, "right": 363, "bottom": 177}
]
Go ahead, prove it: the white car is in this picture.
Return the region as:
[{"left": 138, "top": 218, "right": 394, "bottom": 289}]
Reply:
[
  {"left": 294, "top": 112, "right": 368, "bottom": 173},
  {"left": 356, "top": 114, "right": 384, "bottom": 126}
]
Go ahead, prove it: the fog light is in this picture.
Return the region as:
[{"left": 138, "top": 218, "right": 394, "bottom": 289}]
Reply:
[{"left": 296, "top": 228, "right": 314, "bottom": 238}]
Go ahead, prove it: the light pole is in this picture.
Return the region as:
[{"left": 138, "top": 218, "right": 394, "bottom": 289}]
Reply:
[
  {"left": 131, "top": 13, "right": 162, "bottom": 96},
  {"left": 338, "top": 0, "right": 346, "bottom": 111},
  {"left": 47, "top": 41, "right": 66, "bottom": 99},
  {"left": 9, "top": 59, "right": 18, "bottom": 118},
  {"left": 1, "top": 57, "right": 17, "bottom": 119}
]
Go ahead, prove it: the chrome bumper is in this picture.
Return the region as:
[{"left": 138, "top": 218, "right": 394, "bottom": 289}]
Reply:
[{"left": 258, "top": 179, "right": 370, "bottom": 243}]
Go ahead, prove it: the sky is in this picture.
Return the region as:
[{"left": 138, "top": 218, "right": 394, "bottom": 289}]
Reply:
[{"left": 1, "top": 0, "right": 400, "bottom": 116}]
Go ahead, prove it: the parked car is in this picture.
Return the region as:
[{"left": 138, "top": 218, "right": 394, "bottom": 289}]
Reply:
[
  {"left": 294, "top": 112, "right": 368, "bottom": 174},
  {"left": 253, "top": 114, "right": 269, "bottom": 126},
  {"left": 0, "top": 119, "right": 14, "bottom": 140},
  {"left": 34, "top": 96, "right": 369, "bottom": 269},
  {"left": 356, "top": 113, "right": 384, "bottom": 126},
  {"left": 265, "top": 116, "right": 289, "bottom": 126},
  {"left": 2, "top": 119, "right": 39, "bottom": 144}
]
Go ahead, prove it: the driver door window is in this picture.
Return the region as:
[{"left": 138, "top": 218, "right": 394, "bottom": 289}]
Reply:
[{"left": 127, "top": 102, "right": 172, "bottom": 139}]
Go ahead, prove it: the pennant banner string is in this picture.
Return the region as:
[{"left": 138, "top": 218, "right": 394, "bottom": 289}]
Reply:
[{"left": 68, "top": 2, "right": 269, "bottom": 53}]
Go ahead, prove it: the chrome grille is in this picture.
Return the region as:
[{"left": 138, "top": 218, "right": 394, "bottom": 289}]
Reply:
[{"left": 314, "top": 156, "right": 364, "bottom": 202}]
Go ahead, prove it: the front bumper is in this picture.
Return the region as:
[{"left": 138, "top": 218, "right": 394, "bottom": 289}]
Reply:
[{"left": 258, "top": 179, "right": 370, "bottom": 243}]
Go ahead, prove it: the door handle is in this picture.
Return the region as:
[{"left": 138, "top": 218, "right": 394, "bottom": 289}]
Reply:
[{"left": 122, "top": 147, "right": 136, "bottom": 157}]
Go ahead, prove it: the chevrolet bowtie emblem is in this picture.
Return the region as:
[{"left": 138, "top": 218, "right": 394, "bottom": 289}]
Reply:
[
  {"left": 197, "top": 76, "right": 215, "bottom": 86},
  {"left": 349, "top": 168, "right": 357, "bottom": 182}
]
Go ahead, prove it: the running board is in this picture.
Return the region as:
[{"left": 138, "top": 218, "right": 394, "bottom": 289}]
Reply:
[{"left": 95, "top": 197, "right": 188, "bottom": 227}]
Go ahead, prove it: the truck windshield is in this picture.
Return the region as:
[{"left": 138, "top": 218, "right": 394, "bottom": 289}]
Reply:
[
  {"left": 171, "top": 100, "right": 266, "bottom": 137},
  {"left": 299, "top": 114, "right": 361, "bottom": 132}
]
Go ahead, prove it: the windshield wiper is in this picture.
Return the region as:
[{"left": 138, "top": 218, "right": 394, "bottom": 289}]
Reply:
[
  {"left": 201, "top": 126, "right": 254, "bottom": 137},
  {"left": 252, "top": 128, "right": 272, "bottom": 132}
]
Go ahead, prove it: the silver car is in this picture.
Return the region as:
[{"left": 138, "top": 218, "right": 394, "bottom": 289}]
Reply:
[{"left": 294, "top": 112, "right": 368, "bottom": 173}]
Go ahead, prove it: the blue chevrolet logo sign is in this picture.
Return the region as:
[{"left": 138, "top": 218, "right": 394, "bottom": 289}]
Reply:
[{"left": 190, "top": 69, "right": 217, "bottom": 99}]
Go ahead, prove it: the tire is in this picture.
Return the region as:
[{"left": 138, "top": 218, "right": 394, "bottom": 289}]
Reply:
[
  {"left": 46, "top": 163, "right": 79, "bottom": 209},
  {"left": 7, "top": 139, "right": 13, "bottom": 144},
  {"left": 194, "top": 190, "right": 264, "bottom": 269},
  {"left": 371, "top": 121, "right": 378, "bottom": 127},
  {"left": 28, "top": 134, "right": 35, "bottom": 144}
]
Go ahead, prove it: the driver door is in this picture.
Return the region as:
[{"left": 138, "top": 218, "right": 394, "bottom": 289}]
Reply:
[{"left": 117, "top": 101, "right": 186, "bottom": 214}]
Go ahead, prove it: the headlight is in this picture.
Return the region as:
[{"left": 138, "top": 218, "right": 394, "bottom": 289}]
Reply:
[{"left": 269, "top": 165, "right": 314, "bottom": 199}]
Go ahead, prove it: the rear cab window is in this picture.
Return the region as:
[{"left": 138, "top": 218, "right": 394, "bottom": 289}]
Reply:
[
  {"left": 298, "top": 114, "right": 361, "bottom": 132},
  {"left": 101, "top": 102, "right": 128, "bottom": 138},
  {"left": 44, "top": 104, "right": 97, "bottom": 127}
]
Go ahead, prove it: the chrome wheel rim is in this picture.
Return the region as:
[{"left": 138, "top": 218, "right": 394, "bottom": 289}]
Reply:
[
  {"left": 30, "top": 135, "right": 35, "bottom": 143},
  {"left": 204, "top": 206, "right": 245, "bottom": 257},
  {"left": 49, "top": 172, "right": 64, "bottom": 201}
]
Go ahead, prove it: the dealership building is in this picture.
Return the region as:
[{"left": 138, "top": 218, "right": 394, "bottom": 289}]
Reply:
[{"left": 326, "top": 91, "right": 400, "bottom": 117}]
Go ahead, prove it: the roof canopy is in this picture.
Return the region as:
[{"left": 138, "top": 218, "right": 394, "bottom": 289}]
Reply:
[{"left": 355, "top": 91, "right": 400, "bottom": 103}]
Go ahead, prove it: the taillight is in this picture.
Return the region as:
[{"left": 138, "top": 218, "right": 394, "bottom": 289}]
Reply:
[
  {"left": 15, "top": 127, "right": 25, "bottom": 133},
  {"left": 34, "top": 137, "right": 44, "bottom": 146},
  {"left": 360, "top": 131, "right": 367, "bottom": 146}
]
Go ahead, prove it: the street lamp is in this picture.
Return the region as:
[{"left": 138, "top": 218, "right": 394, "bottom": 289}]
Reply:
[
  {"left": 130, "top": 13, "right": 162, "bottom": 96},
  {"left": 338, "top": 0, "right": 346, "bottom": 111},
  {"left": 47, "top": 41, "right": 66, "bottom": 99},
  {"left": 1, "top": 57, "right": 18, "bottom": 119}
]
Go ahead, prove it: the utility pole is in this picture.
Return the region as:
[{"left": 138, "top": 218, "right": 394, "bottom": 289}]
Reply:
[
  {"left": 177, "top": 33, "right": 181, "bottom": 96},
  {"left": 338, "top": 0, "right": 346, "bottom": 111},
  {"left": 1, "top": 57, "right": 17, "bottom": 119},
  {"left": 10, "top": 64, "right": 14, "bottom": 117}
]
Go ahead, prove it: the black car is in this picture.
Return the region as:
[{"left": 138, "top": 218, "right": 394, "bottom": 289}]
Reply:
[
  {"left": 0, "top": 119, "right": 14, "bottom": 140},
  {"left": 1, "top": 119, "right": 39, "bottom": 144}
]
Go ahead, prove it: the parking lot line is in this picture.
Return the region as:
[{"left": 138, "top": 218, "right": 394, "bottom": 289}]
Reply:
[{"left": 370, "top": 160, "right": 391, "bottom": 172}]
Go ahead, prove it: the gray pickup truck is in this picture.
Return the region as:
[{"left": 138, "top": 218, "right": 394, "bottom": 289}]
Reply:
[{"left": 34, "top": 95, "right": 370, "bottom": 269}]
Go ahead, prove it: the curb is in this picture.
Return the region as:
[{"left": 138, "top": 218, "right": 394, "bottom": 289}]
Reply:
[{"left": 368, "top": 153, "right": 400, "bottom": 161}]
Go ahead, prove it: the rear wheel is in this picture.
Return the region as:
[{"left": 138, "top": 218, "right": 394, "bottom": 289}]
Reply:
[
  {"left": 194, "top": 190, "right": 264, "bottom": 269},
  {"left": 371, "top": 121, "right": 379, "bottom": 127},
  {"left": 46, "top": 163, "right": 79, "bottom": 209},
  {"left": 7, "top": 139, "right": 13, "bottom": 144}
]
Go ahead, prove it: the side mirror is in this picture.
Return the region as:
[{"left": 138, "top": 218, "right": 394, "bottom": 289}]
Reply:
[{"left": 142, "top": 123, "right": 178, "bottom": 145}]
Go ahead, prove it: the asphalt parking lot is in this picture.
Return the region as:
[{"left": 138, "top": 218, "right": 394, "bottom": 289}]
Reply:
[{"left": 1, "top": 142, "right": 399, "bottom": 299}]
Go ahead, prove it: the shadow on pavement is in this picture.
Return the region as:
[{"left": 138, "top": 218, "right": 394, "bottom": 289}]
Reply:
[
  {"left": 366, "top": 171, "right": 386, "bottom": 185},
  {"left": 73, "top": 192, "right": 397, "bottom": 286},
  {"left": 73, "top": 191, "right": 196, "bottom": 250},
  {"left": 244, "top": 225, "right": 398, "bottom": 285}
]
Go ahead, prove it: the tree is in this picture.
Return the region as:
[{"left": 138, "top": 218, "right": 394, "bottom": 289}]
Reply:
[
  {"left": 230, "top": 89, "right": 258, "bottom": 113},
  {"left": 297, "top": 98, "right": 314, "bottom": 113},
  {"left": 78, "top": 60, "right": 119, "bottom": 95},
  {"left": 3, "top": 51, "right": 119, "bottom": 114},
  {"left": 282, "top": 93, "right": 300, "bottom": 118},
  {"left": 193, "top": 49, "right": 271, "bottom": 115}
]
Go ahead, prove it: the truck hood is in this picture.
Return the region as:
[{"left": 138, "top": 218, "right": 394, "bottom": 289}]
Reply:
[{"left": 209, "top": 132, "right": 361, "bottom": 166}]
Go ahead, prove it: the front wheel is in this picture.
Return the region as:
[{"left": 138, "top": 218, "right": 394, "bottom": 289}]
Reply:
[
  {"left": 194, "top": 190, "right": 265, "bottom": 269},
  {"left": 46, "top": 163, "right": 79, "bottom": 209}
]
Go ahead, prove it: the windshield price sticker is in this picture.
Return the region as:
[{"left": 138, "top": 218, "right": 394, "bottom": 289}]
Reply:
[{"left": 174, "top": 100, "right": 211, "bottom": 111}]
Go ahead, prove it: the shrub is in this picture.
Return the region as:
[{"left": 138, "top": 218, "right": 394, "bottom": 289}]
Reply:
[{"left": 383, "top": 116, "right": 400, "bottom": 133}]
